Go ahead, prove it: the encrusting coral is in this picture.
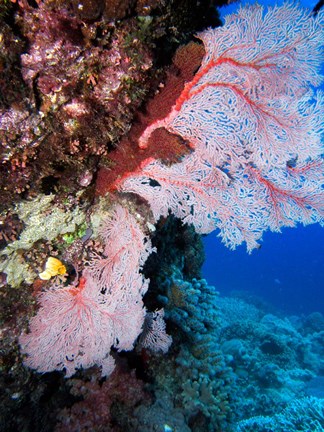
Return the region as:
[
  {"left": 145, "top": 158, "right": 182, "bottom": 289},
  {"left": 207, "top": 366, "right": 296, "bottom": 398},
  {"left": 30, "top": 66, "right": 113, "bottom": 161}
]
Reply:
[{"left": 0, "top": 194, "right": 86, "bottom": 287}]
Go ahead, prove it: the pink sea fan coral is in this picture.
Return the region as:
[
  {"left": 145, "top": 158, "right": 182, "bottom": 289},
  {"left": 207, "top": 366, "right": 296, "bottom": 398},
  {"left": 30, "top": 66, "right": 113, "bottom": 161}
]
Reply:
[
  {"left": 19, "top": 270, "right": 147, "bottom": 377},
  {"left": 120, "top": 3, "right": 324, "bottom": 251},
  {"left": 89, "top": 204, "right": 155, "bottom": 292},
  {"left": 19, "top": 205, "right": 153, "bottom": 377}
]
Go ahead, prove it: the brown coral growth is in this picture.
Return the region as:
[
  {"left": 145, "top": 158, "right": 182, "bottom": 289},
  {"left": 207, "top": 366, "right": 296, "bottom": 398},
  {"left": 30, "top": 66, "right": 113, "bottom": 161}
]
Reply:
[{"left": 96, "top": 41, "right": 205, "bottom": 195}]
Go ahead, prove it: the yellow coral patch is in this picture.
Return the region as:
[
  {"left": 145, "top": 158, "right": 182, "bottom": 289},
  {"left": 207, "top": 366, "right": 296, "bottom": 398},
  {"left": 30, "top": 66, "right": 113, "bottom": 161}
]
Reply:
[{"left": 39, "top": 257, "right": 66, "bottom": 280}]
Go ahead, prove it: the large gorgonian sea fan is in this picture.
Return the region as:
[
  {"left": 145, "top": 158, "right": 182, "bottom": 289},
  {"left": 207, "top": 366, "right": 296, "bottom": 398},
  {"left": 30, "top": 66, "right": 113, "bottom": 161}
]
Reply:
[{"left": 120, "top": 3, "right": 324, "bottom": 251}]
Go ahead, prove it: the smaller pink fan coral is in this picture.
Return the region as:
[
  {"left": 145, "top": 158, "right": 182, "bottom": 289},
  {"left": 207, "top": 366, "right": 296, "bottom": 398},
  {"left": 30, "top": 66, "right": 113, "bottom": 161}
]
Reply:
[{"left": 19, "top": 204, "right": 155, "bottom": 377}]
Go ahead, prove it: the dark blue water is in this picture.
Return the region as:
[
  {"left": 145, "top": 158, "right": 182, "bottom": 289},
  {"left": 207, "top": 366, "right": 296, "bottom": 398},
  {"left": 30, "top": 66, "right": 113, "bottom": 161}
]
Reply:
[
  {"left": 203, "top": 0, "right": 324, "bottom": 317},
  {"left": 203, "top": 224, "right": 324, "bottom": 315}
]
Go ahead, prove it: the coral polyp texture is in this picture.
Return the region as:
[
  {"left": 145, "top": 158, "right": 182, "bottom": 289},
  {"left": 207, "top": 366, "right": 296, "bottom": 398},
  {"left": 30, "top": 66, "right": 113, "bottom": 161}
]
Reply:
[{"left": 19, "top": 2, "right": 323, "bottom": 381}]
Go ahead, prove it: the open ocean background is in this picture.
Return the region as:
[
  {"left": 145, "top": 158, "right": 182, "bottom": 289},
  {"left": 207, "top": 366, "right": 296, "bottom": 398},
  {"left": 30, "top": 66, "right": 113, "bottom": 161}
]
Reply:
[{"left": 203, "top": 0, "right": 324, "bottom": 316}]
